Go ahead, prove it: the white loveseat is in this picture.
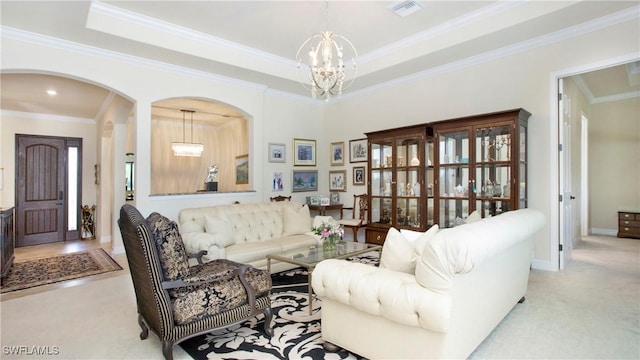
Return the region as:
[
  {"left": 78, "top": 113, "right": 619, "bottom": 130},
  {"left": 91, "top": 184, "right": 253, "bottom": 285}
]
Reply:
[
  {"left": 312, "top": 208, "right": 545, "bottom": 359},
  {"left": 178, "top": 201, "right": 327, "bottom": 273}
]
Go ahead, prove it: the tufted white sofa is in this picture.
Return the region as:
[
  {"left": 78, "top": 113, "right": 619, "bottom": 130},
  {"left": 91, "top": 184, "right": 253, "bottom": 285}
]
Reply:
[
  {"left": 312, "top": 208, "right": 545, "bottom": 359},
  {"left": 178, "top": 201, "right": 323, "bottom": 273}
]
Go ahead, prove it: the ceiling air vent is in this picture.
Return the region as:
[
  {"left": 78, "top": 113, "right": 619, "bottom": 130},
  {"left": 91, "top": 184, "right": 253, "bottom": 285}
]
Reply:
[{"left": 390, "top": 0, "right": 422, "bottom": 17}]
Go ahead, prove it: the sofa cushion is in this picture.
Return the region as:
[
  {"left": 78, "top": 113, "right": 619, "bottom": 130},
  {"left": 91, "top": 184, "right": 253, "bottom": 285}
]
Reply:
[
  {"left": 180, "top": 220, "right": 203, "bottom": 233},
  {"left": 225, "top": 242, "right": 283, "bottom": 264},
  {"left": 400, "top": 225, "right": 440, "bottom": 256},
  {"left": 380, "top": 226, "right": 440, "bottom": 274},
  {"left": 380, "top": 228, "right": 417, "bottom": 274},
  {"left": 146, "top": 212, "right": 191, "bottom": 281},
  {"left": 204, "top": 214, "right": 236, "bottom": 247},
  {"left": 170, "top": 259, "right": 271, "bottom": 325},
  {"left": 282, "top": 204, "right": 311, "bottom": 236}
]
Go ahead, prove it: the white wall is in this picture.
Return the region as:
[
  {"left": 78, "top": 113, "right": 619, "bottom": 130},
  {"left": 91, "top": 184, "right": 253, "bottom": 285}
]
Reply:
[
  {"left": 590, "top": 98, "right": 640, "bottom": 233},
  {"left": 324, "top": 18, "right": 640, "bottom": 270}
]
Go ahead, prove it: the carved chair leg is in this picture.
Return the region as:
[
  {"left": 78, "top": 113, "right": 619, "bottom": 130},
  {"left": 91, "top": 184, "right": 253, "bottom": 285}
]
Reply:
[
  {"left": 162, "top": 340, "right": 174, "bottom": 360},
  {"left": 138, "top": 314, "right": 149, "bottom": 340},
  {"left": 263, "top": 306, "right": 274, "bottom": 337}
]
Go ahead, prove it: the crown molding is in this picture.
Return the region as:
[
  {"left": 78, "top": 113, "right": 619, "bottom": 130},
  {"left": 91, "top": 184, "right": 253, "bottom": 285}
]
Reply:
[
  {"left": 1, "top": 26, "right": 268, "bottom": 94},
  {"left": 1, "top": 109, "right": 96, "bottom": 124},
  {"left": 347, "top": 5, "right": 640, "bottom": 102},
  {"left": 2, "top": 4, "right": 638, "bottom": 105}
]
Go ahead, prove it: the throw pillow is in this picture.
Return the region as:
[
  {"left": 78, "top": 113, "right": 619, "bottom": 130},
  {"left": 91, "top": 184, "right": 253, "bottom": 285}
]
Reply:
[
  {"left": 180, "top": 220, "right": 203, "bottom": 233},
  {"left": 146, "top": 212, "right": 191, "bottom": 281},
  {"left": 283, "top": 204, "right": 311, "bottom": 236},
  {"left": 466, "top": 210, "right": 481, "bottom": 223},
  {"left": 204, "top": 215, "right": 236, "bottom": 247},
  {"left": 313, "top": 215, "right": 336, "bottom": 229},
  {"left": 379, "top": 227, "right": 417, "bottom": 274},
  {"left": 401, "top": 224, "right": 439, "bottom": 256}
]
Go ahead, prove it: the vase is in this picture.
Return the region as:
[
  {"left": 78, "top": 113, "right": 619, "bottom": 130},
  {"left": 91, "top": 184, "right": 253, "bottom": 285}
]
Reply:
[{"left": 323, "top": 236, "right": 337, "bottom": 251}]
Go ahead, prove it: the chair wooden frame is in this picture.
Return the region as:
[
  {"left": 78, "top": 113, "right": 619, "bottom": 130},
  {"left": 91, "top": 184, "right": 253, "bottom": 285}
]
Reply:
[
  {"left": 338, "top": 194, "right": 368, "bottom": 241},
  {"left": 270, "top": 195, "right": 291, "bottom": 202}
]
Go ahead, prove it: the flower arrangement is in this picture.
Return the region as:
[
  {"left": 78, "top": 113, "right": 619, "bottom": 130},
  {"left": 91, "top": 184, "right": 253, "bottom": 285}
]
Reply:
[{"left": 312, "top": 221, "right": 344, "bottom": 250}]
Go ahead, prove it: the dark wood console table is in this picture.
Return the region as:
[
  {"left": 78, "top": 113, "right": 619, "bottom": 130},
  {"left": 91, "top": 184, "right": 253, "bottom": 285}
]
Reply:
[
  {"left": 1, "top": 207, "right": 15, "bottom": 278},
  {"left": 308, "top": 204, "right": 343, "bottom": 218}
]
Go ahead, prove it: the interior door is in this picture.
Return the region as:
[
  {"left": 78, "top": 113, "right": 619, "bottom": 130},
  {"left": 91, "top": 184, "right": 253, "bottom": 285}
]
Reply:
[
  {"left": 16, "top": 135, "right": 66, "bottom": 247},
  {"left": 558, "top": 79, "right": 574, "bottom": 269}
]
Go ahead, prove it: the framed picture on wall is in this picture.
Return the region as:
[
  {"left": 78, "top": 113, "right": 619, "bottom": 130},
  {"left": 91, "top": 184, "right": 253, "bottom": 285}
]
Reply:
[
  {"left": 292, "top": 170, "right": 318, "bottom": 192},
  {"left": 293, "top": 138, "right": 316, "bottom": 166},
  {"left": 268, "top": 143, "right": 286, "bottom": 163},
  {"left": 330, "top": 141, "right": 345, "bottom": 166},
  {"left": 349, "top": 138, "right": 368, "bottom": 163},
  {"left": 235, "top": 154, "right": 249, "bottom": 184},
  {"left": 353, "top": 166, "right": 365, "bottom": 185},
  {"left": 272, "top": 171, "right": 284, "bottom": 191},
  {"left": 329, "top": 170, "right": 347, "bottom": 192}
]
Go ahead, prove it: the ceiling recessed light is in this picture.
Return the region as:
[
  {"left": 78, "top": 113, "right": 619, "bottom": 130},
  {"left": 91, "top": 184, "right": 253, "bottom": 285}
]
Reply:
[{"left": 46, "top": 89, "right": 57, "bottom": 96}]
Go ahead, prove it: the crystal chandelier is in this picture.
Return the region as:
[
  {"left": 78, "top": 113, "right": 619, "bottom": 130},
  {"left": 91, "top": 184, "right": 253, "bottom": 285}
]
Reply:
[
  {"left": 172, "top": 110, "right": 204, "bottom": 157},
  {"left": 296, "top": 5, "right": 357, "bottom": 101}
]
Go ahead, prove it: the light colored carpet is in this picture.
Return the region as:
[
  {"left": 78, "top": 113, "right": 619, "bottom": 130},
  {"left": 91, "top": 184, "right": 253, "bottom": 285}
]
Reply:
[{"left": 1, "top": 235, "right": 638, "bottom": 359}]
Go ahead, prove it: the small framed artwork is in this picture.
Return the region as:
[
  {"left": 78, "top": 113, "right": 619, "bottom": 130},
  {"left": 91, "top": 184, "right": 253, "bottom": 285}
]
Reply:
[
  {"left": 235, "top": 154, "right": 249, "bottom": 184},
  {"left": 272, "top": 171, "right": 284, "bottom": 191},
  {"left": 353, "top": 166, "right": 366, "bottom": 185},
  {"left": 268, "top": 143, "right": 286, "bottom": 163},
  {"left": 330, "top": 192, "right": 340, "bottom": 204},
  {"left": 349, "top": 138, "right": 368, "bottom": 163},
  {"left": 292, "top": 170, "right": 318, "bottom": 192},
  {"left": 329, "top": 170, "right": 347, "bottom": 192},
  {"left": 293, "top": 138, "right": 316, "bottom": 166},
  {"left": 330, "top": 141, "right": 345, "bottom": 166},
  {"left": 320, "top": 197, "right": 330, "bottom": 206}
]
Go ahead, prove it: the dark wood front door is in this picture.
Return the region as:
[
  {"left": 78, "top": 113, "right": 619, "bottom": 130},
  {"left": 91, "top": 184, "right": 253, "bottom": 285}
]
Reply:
[{"left": 15, "top": 135, "right": 76, "bottom": 247}]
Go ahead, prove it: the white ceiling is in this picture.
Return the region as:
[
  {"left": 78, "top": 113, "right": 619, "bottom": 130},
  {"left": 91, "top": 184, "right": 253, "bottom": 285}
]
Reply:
[{"left": 1, "top": 0, "right": 639, "bottom": 121}]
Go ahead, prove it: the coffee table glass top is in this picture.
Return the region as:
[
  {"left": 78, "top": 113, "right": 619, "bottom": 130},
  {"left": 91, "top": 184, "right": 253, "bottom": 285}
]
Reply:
[{"left": 267, "top": 241, "right": 380, "bottom": 267}]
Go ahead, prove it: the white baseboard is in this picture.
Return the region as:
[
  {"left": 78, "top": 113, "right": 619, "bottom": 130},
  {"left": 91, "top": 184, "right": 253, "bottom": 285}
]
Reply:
[
  {"left": 531, "top": 259, "right": 557, "bottom": 272},
  {"left": 100, "top": 235, "right": 111, "bottom": 243},
  {"left": 591, "top": 228, "right": 617, "bottom": 236}
]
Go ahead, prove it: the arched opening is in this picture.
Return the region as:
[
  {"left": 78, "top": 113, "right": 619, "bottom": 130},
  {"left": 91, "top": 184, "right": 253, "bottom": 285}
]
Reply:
[{"left": 150, "top": 98, "right": 250, "bottom": 195}]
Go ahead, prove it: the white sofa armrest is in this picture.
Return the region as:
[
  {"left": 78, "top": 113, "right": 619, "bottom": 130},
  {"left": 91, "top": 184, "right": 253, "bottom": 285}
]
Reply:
[
  {"left": 181, "top": 232, "right": 227, "bottom": 260},
  {"left": 312, "top": 260, "right": 451, "bottom": 333}
]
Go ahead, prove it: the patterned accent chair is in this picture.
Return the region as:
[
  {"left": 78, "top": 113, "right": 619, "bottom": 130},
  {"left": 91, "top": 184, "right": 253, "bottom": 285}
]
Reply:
[{"left": 118, "top": 204, "right": 273, "bottom": 360}]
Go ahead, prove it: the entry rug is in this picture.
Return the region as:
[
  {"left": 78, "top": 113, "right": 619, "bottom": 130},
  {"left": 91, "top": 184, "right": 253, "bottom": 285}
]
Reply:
[
  {"left": 1, "top": 248, "right": 122, "bottom": 293},
  {"left": 180, "top": 251, "right": 379, "bottom": 360}
]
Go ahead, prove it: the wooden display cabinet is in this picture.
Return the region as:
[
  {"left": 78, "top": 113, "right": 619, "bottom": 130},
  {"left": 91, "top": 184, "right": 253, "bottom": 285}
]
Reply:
[
  {"left": 365, "top": 125, "right": 434, "bottom": 244},
  {"left": 432, "top": 108, "right": 530, "bottom": 227}
]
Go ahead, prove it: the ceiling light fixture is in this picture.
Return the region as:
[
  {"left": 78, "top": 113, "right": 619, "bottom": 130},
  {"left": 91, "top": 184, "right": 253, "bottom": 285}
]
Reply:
[
  {"left": 172, "top": 109, "right": 204, "bottom": 157},
  {"left": 296, "top": 2, "right": 357, "bottom": 102}
]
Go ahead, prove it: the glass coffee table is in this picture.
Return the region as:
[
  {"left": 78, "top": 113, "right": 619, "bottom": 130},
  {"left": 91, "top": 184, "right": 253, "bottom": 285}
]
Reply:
[{"left": 266, "top": 241, "right": 381, "bottom": 315}]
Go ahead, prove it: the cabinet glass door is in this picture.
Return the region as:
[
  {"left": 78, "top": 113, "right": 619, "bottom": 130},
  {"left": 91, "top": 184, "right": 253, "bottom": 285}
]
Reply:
[
  {"left": 396, "top": 137, "right": 421, "bottom": 229},
  {"left": 475, "top": 124, "right": 512, "bottom": 217},
  {"left": 438, "top": 130, "right": 470, "bottom": 228},
  {"left": 370, "top": 140, "right": 393, "bottom": 225}
]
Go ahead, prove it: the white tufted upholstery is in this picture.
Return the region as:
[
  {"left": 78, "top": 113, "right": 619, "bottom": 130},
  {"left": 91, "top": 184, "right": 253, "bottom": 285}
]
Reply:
[
  {"left": 178, "top": 202, "right": 318, "bottom": 272},
  {"left": 312, "top": 208, "right": 545, "bottom": 359}
]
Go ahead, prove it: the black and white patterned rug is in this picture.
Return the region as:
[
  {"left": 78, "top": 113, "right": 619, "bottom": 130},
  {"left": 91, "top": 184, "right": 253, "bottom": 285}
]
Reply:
[{"left": 180, "top": 251, "right": 379, "bottom": 360}]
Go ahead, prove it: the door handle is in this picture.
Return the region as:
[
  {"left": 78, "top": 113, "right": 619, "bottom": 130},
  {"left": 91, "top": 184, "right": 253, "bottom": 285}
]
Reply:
[{"left": 59, "top": 190, "right": 64, "bottom": 200}]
